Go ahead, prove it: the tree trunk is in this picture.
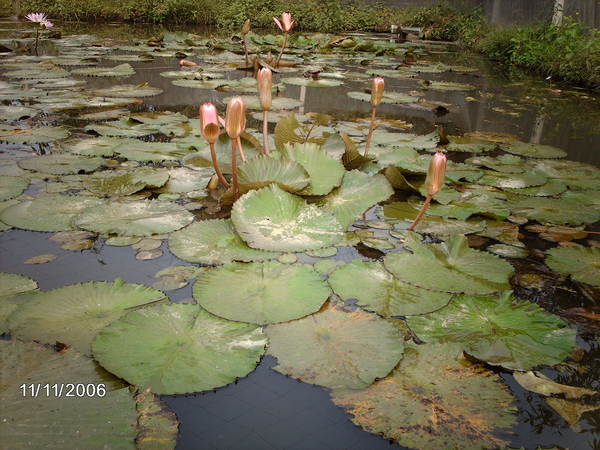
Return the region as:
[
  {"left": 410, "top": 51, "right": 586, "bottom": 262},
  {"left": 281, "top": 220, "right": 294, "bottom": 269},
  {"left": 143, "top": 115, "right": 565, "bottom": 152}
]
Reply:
[{"left": 552, "top": 0, "right": 565, "bottom": 25}]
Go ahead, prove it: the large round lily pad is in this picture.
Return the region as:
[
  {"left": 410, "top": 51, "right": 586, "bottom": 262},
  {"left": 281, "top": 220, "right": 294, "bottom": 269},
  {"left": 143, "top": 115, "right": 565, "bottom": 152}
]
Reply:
[
  {"left": 0, "top": 176, "right": 28, "bottom": 201},
  {"left": 332, "top": 342, "right": 516, "bottom": 449},
  {"left": 329, "top": 260, "right": 452, "bottom": 316},
  {"left": 72, "top": 63, "right": 136, "bottom": 77},
  {"left": 0, "top": 126, "right": 70, "bottom": 144},
  {"left": 223, "top": 95, "right": 302, "bottom": 110},
  {"left": 92, "top": 83, "right": 163, "bottom": 97},
  {"left": 168, "top": 219, "right": 279, "bottom": 265},
  {"left": 0, "top": 272, "right": 39, "bottom": 333},
  {"left": 74, "top": 200, "right": 193, "bottom": 236},
  {"left": 0, "top": 340, "right": 138, "bottom": 448},
  {"left": 193, "top": 261, "right": 330, "bottom": 325},
  {"left": 0, "top": 194, "right": 106, "bottom": 232},
  {"left": 18, "top": 154, "right": 104, "bottom": 175},
  {"left": 546, "top": 245, "right": 600, "bottom": 287},
  {"left": 231, "top": 185, "right": 344, "bottom": 252},
  {"left": 503, "top": 141, "right": 567, "bottom": 159},
  {"left": 508, "top": 197, "right": 599, "bottom": 225},
  {"left": 92, "top": 303, "right": 267, "bottom": 394},
  {"left": 266, "top": 304, "right": 404, "bottom": 389},
  {"left": 383, "top": 233, "right": 514, "bottom": 295},
  {"left": 408, "top": 291, "right": 577, "bottom": 370},
  {"left": 238, "top": 155, "right": 310, "bottom": 192},
  {"left": 83, "top": 168, "right": 169, "bottom": 197},
  {"left": 6, "top": 279, "right": 167, "bottom": 355}
]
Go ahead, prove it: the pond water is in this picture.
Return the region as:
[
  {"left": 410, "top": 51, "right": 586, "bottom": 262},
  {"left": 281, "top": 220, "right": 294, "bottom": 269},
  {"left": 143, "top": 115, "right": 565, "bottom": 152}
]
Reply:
[{"left": 0, "top": 19, "right": 599, "bottom": 450}]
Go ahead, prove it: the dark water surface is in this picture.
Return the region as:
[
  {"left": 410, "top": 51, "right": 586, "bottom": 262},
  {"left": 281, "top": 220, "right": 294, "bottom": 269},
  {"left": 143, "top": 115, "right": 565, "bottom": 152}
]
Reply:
[{"left": 1, "top": 19, "right": 600, "bottom": 450}]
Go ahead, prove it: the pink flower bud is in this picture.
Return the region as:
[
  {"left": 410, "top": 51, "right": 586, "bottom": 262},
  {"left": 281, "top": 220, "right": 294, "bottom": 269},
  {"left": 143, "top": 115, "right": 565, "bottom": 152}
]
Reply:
[
  {"left": 242, "top": 19, "right": 251, "bottom": 35},
  {"left": 199, "top": 103, "right": 220, "bottom": 144},
  {"left": 371, "top": 77, "right": 385, "bottom": 107},
  {"left": 425, "top": 152, "right": 447, "bottom": 197},
  {"left": 225, "top": 97, "right": 246, "bottom": 139},
  {"left": 273, "top": 12, "right": 295, "bottom": 32},
  {"left": 257, "top": 68, "right": 272, "bottom": 111},
  {"left": 179, "top": 59, "right": 198, "bottom": 67}
]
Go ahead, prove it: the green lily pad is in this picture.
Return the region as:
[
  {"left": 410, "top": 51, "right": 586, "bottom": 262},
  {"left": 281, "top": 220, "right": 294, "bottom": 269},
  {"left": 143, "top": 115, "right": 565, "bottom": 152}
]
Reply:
[
  {"left": 135, "top": 388, "right": 179, "bottom": 450},
  {"left": 61, "top": 137, "right": 129, "bottom": 156},
  {"left": 503, "top": 141, "right": 567, "bottom": 159},
  {"left": 476, "top": 171, "right": 547, "bottom": 189},
  {"left": 466, "top": 154, "right": 529, "bottom": 173},
  {"left": 72, "top": 63, "right": 136, "bottom": 77},
  {"left": 347, "top": 91, "right": 419, "bottom": 104},
  {"left": 331, "top": 342, "right": 516, "bottom": 449},
  {"left": 266, "top": 304, "right": 404, "bottom": 389},
  {"left": 546, "top": 245, "right": 600, "bottom": 287},
  {"left": 155, "top": 167, "right": 212, "bottom": 194},
  {"left": 0, "top": 272, "right": 39, "bottom": 333},
  {"left": 280, "top": 143, "right": 345, "bottom": 195},
  {"left": 0, "top": 194, "right": 106, "bottom": 232},
  {"left": 18, "top": 154, "right": 104, "bottom": 175},
  {"left": 0, "top": 105, "right": 39, "bottom": 121},
  {"left": 0, "top": 126, "right": 70, "bottom": 144},
  {"left": 383, "top": 233, "right": 514, "bottom": 295},
  {"left": 420, "top": 80, "right": 475, "bottom": 91},
  {"left": 487, "top": 244, "right": 529, "bottom": 258},
  {"left": 238, "top": 155, "right": 310, "bottom": 192},
  {"left": 281, "top": 77, "right": 343, "bottom": 87},
  {"left": 223, "top": 95, "right": 302, "bottom": 111},
  {"left": 7, "top": 279, "right": 167, "bottom": 355},
  {"left": 446, "top": 136, "right": 497, "bottom": 153},
  {"left": 92, "top": 303, "right": 266, "bottom": 394},
  {"left": 83, "top": 168, "right": 169, "bottom": 196},
  {"left": 193, "top": 261, "right": 330, "bottom": 325},
  {"left": 92, "top": 83, "right": 163, "bottom": 97},
  {"left": 169, "top": 219, "right": 279, "bottom": 265},
  {"left": 503, "top": 179, "right": 567, "bottom": 197},
  {"left": 74, "top": 200, "right": 193, "bottom": 236},
  {"left": 322, "top": 170, "right": 393, "bottom": 229},
  {"left": 408, "top": 291, "right": 577, "bottom": 370},
  {"left": 0, "top": 340, "right": 138, "bottom": 448},
  {"left": 0, "top": 176, "right": 28, "bottom": 201},
  {"left": 507, "top": 197, "right": 599, "bottom": 225},
  {"left": 329, "top": 260, "right": 452, "bottom": 316},
  {"left": 231, "top": 185, "right": 344, "bottom": 252}
]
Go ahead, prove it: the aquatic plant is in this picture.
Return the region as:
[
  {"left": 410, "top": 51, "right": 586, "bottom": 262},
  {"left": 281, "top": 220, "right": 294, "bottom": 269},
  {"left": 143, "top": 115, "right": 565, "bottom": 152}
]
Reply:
[
  {"left": 257, "top": 68, "right": 272, "bottom": 154},
  {"left": 363, "top": 76, "right": 384, "bottom": 156},
  {"left": 273, "top": 12, "right": 295, "bottom": 67},
  {"left": 200, "top": 103, "right": 229, "bottom": 188},
  {"left": 241, "top": 19, "right": 250, "bottom": 66},
  {"left": 408, "top": 152, "right": 447, "bottom": 231},
  {"left": 225, "top": 96, "right": 247, "bottom": 199},
  {"left": 25, "top": 12, "right": 53, "bottom": 55}
]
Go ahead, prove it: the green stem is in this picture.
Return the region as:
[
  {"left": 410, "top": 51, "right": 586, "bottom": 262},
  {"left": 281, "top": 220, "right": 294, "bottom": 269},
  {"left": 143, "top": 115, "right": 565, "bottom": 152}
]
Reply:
[
  {"left": 209, "top": 142, "right": 230, "bottom": 189},
  {"left": 408, "top": 195, "right": 432, "bottom": 231},
  {"left": 231, "top": 140, "right": 240, "bottom": 200},
  {"left": 262, "top": 110, "right": 270, "bottom": 155},
  {"left": 364, "top": 105, "right": 377, "bottom": 156},
  {"left": 275, "top": 32, "right": 288, "bottom": 68}
]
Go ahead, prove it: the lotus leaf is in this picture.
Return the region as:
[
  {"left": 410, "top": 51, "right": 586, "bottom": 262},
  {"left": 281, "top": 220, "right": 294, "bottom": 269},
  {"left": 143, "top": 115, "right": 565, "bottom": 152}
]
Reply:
[
  {"left": 408, "top": 290, "right": 577, "bottom": 370},
  {"left": 266, "top": 304, "right": 404, "bottom": 389},
  {"left": 7, "top": 279, "right": 167, "bottom": 355},
  {"left": 332, "top": 342, "right": 516, "bottom": 449},
  {"left": 18, "top": 154, "right": 104, "bottom": 175},
  {"left": 238, "top": 155, "right": 310, "bottom": 192},
  {"left": 72, "top": 63, "right": 136, "bottom": 77},
  {"left": 0, "top": 105, "right": 39, "bottom": 121},
  {"left": 384, "top": 233, "right": 514, "bottom": 294},
  {"left": 223, "top": 95, "right": 302, "bottom": 110},
  {"left": 503, "top": 141, "right": 567, "bottom": 159},
  {"left": 83, "top": 168, "right": 169, "bottom": 196},
  {"left": 92, "top": 303, "right": 266, "bottom": 394},
  {"left": 92, "top": 83, "right": 163, "bottom": 97},
  {"left": 61, "top": 137, "right": 129, "bottom": 156},
  {"left": 231, "top": 185, "right": 344, "bottom": 252},
  {"left": 0, "top": 126, "right": 70, "bottom": 144},
  {"left": 0, "top": 176, "right": 27, "bottom": 201},
  {"left": 74, "top": 200, "right": 193, "bottom": 236},
  {"left": 508, "top": 197, "right": 599, "bottom": 225},
  {"left": 193, "top": 261, "right": 330, "bottom": 324},
  {"left": 546, "top": 245, "right": 600, "bottom": 287},
  {"left": 347, "top": 90, "right": 419, "bottom": 104}
]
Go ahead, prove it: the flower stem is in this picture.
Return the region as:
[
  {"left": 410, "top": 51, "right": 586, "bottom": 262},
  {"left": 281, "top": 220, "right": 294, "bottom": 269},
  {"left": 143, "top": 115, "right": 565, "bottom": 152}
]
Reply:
[
  {"left": 34, "top": 25, "right": 40, "bottom": 56},
  {"left": 236, "top": 136, "right": 247, "bottom": 162},
  {"left": 408, "top": 195, "right": 432, "bottom": 231},
  {"left": 231, "top": 140, "right": 240, "bottom": 200},
  {"left": 364, "top": 105, "right": 377, "bottom": 156},
  {"left": 243, "top": 35, "right": 249, "bottom": 67},
  {"left": 262, "top": 110, "right": 270, "bottom": 154},
  {"left": 209, "top": 142, "right": 230, "bottom": 189},
  {"left": 275, "top": 32, "right": 288, "bottom": 68}
]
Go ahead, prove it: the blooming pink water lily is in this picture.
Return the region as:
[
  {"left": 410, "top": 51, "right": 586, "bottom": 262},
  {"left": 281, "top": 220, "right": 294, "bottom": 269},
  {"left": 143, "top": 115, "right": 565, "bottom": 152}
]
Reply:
[
  {"left": 26, "top": 12, "right": 53, "bottom": 28},
  {"left": 273, "top": 13, "right": 295, "bottom": 33}
]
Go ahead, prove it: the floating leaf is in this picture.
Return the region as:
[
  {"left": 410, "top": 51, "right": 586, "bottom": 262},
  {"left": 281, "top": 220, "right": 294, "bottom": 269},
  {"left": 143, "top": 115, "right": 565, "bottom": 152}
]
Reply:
[
  {"left": 384, "top": 234, "right": 514, "bottom": 295},
  {"left": 24, "top": 253, "right": 58, "bottom": 264},
  {"left": 420, "top": 80, "right": 475, "bottom": 91},
  {"left": 193, "top": 261, "right": 330, "bottom": 325},
  {"left": 503, "top": 179, "right": 567, "bottom": 197},
  {"left": 0, "top": 105, "right": 39, "bottom": 121},
  {"left": 238, "top": 155, "right": 310, "bottom": 192},
  {"left": 513, "top": 371, "right": 598, "bottom": 399},
  {"left": 7, "top": 279, "right": 166, "bottom": 355},
  {"left": 546, "top": 397, "right": 600, "bottom": 426},
  {"left": 503, "top": 141, "right": 567, "bottom": 159},
  {"left": 169, "top": 219, "right": 279, "bottom": 264},
  {"left": 281, "top": 77, "right": 343, "bottom": 87},
  {"left": 508, "top": 197, "right": 599, "bottom": 225},
  {"left": 476, "top": 170, "right": 547, "bottom": 189},
  {"left": 329, "top": 260, "right": 452, "bottom": 316},
  {"left": 0, "top": 194, "right": 106, "bottom": 232},
  {"left": 72, "top": 63, "right": 136, "bottom": 77},
  {"left": 266, "top": 304, "right": 404, "bottom": 389},
  {"left": 487, "top": 244, "right": 529, "bottom": 258},
  {"left": 347, "top": 90, "right": 419, "bottom": 104},
  {"left": 19, "top": 154, "right": 103, "bottom": 175},
  {"left": 83, "top": 168, "right": 169, "bottom": 196},
  {"left": 61, "top": 137, "right": 128, "bottom": 156},
  {"left": 231, "top": 185, "right": 344, "bottom": 252},
  {"left": 0, "top": 176, "right": 27, "bottom": 201},
  {"left": 223, "top": 95, "right": 302, "bottom": 110},
  {"left": 135, "top": 388, "right": 179, "bottom": 450},
  {"left": 0, "top": 340, "right": 137, "bottom": 448},
  {"left": 408, "top": 291, "right": 577, "bottom": 370},
  {"left": 546, "top": 245, "right": 600, "bottom": 287},
  {"left": 92, "top": 83, "right": 163, "bottom": 97},
  {"left": 74, "top": 200, "right": 193, "bottom": 236},
  {"left": 332, "top": 342, "right": 515, "bottom": 449},
  {"left": 113, "top": 141, "right": 192, "bottom": 161},
  {"left": 92, "top": 303, "right": 266, "bottom": 394},
  {"left": 0, "top": 126, "right": 70, "bottom": 144}
]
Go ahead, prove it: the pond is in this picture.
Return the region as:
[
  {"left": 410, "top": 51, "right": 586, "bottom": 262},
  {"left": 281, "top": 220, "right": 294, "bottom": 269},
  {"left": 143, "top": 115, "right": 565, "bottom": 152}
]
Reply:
[{"left": 0, "top": 18, "right": 599, "bottom": 450}]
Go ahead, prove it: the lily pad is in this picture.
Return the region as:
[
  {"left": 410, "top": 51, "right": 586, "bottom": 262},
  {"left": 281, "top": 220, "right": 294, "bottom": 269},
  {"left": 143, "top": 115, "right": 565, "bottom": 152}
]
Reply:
[
  {"left": 476, "top": 170, "right": 547, "bottom": 189},
  {"left": 231, "top": 185, "right": 344, "bottom": 252},
  {"left": 193, "top": 261, "right": 330, "bottom": 325},
  {"left": 74, "top": 200, "right": 194, "bottom": 236},
  {"left": 503, "top": 141, "right": 567, "bottom": 159},
  {"left": 61, "top": 137, "right": 128, "bottom": 156},
  {"left": 72, "top": 63, "right": 136, "bottom": 77},
  {"left": 322, "top": 170, "right": 393, "bottom": 229},
  {"left": 347, "top": 90, "right": 419, "bottom": 104},
  {"left": 113, "top": 141, "right": 192, "bottom": 162},
  {"left": 546, "top": 245, "right": 600, "bottom": 287},
  {"left": 238, "top": 155, "right": 310, "bottom": 192},
  {"left": 280, "top": 143, "right": 345, "bottom": 195},
  {"left": 0, "top": 340, "right": 138, "bottom": 448},
  {"left": 281, "top": 77, "right": 343, "bottom": 87},
  {"left": 92, "top": 303, "right": 267, "bottom": 394},
  {"left": 0, "top": 105, "right": 39, "bottom": 121},
  {"left": 383, "top": 233, "right": 514, "bottom": 295},
  {"left": 487, "top": 244, "right": 529, "bottom": 258},
  {"left": 83, "top": 168, "right": 169, "bottom": 196},
  {"left": 169, "top": 219, "right": 279, "bottom": 265},
  {"left": 92, "top": 83, "right": 163, "bottom": 97},
  {"left": 18, "top": 154, "right": 104, "bottom": 175},
  {"left": 266, "top": 304, "right": 404, "bottom": 389},
  {"left": 508, "top": 197, "right": 599, "bottom": 225},
  {"left": 329, "top": 260, "right": 452, "bottom": 316},
  {"left": 0, "top": 194, "right": 106, "bottom": 232},
  {"left": 0, "top": 126, "right": 70, "bottom": 144},
  {"left": 223, "top": 95, "right": 302, "bottom": 111},
  {"left": 331, "top": 342, "right": 515, "bottom": 449},
  {"left": 135, "top": 389, "right": 179, "bottom": 450},
  {"left": 7, "top": 279, "right": 167, "bottom": 355},
  {"left": 0, "top": 176, "right": 28, "bottom": 201}
]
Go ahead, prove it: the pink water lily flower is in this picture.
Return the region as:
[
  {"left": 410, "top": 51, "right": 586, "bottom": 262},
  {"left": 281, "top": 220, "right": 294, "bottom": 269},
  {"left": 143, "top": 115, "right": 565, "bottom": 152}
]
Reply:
[
  {"left": 273, "top": 13, "right": 295, "bottom": 33},
  {"left": 26, "top": 12, "right": 53, "bottom": 28}
]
